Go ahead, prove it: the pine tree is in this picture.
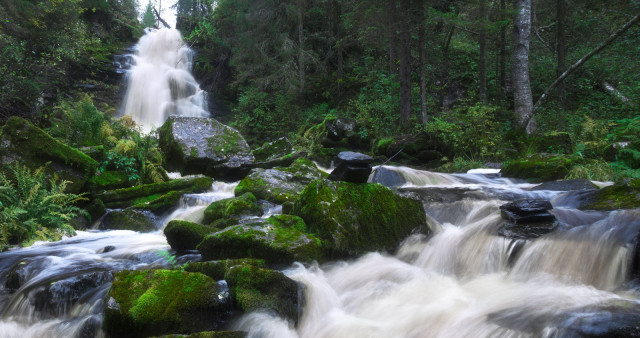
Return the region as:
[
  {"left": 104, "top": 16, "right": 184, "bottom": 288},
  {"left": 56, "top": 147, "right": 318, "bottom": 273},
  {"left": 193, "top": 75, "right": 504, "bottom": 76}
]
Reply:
[{"left": 142, "top": 1, "right": 156, "bottom": 28}]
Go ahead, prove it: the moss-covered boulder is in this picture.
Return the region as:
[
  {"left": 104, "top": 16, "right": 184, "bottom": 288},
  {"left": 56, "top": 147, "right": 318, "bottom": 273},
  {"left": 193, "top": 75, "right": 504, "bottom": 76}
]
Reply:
[
  {"left": 103, "top": 269, "right": 228, "bottom": 337},
  {"left": 95, "top": 176, "right": 213, "bottom": 209},
  {"left": 225, "top": 265, "right": 299, "bottom": 323},
  {"left": 501, "top": 153, "right": 577, "bottom": 182},
  {"left": 235, "top": 158, "right": 326, "bottom": 204},
  {"left": 89, "top": 170, "right": 131, "bottom": 193},
  {"left": 373, "top": 133, "right": 443, "bottom": 167},
  {"left": 252, "top": 137, "right": 293, "bottom": 162},
  {"left": 159, "top": 116, "right": 254, "bottom": 180},
  {"left": 292, "top": 179, "right": 428, "bottom": 258},
  {"left": 99, "top": 209, "right": 158, "bottom": 232},
  {"left": 202, "top": 193, "right": 262, "bottom": 224},
  {"left": 164, "top": 220, "right": 215, "bottom": 251},
  {"left": 0, "top": 116, "right": 98, "bottom": 193},
  {"left": 579, "top": 179, "right": 640, "bottom": 211},
  {"left": 183, "top": 259, "right": 265, "bottom": 281},
  {"left": 197, "top": 215, "right": 323, "bottom": 264}
]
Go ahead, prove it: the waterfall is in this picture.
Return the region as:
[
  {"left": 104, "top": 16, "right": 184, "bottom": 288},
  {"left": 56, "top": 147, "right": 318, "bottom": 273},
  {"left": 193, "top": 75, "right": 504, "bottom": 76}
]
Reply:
[{"left": 120, "top": 28, "right": 209, "bottom": 132}]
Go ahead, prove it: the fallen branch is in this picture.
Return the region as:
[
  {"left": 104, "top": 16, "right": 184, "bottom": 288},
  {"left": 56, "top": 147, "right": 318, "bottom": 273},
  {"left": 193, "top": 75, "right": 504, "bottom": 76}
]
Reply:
[{"left": 153, "top": 7, "right": 171, "bottom": 29}]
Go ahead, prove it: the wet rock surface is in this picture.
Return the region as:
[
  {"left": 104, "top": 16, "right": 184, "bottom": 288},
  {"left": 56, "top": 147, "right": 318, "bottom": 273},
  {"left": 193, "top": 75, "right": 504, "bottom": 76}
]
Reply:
[
  {"left": 328, "top": 151, "right": 373, "bottom": 183},
  {"left": 499, "top": 200, "right": 555, "bottom": 224},
  {"left": 159, "top": 116, "right": 254, "bottom": 180}
]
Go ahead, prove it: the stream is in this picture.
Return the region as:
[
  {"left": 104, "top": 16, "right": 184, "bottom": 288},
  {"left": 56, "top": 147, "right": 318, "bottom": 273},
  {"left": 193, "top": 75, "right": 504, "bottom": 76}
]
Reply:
[{"left": 1, "top": 168, "right": 639, "bottom": 337}]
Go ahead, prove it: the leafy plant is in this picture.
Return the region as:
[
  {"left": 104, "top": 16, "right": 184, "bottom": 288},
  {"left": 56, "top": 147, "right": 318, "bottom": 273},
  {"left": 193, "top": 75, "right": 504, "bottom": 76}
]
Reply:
[
  {"left": 99, "top": 151, "right": 140, "bottom": 183},
  {"left": 0, "top": 164, "right": 87, "bottom": 249}
]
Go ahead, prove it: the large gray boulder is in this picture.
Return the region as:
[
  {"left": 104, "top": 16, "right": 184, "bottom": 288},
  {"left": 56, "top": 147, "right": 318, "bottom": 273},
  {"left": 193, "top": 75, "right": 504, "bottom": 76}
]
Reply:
[{"left": 159, "top": 116, "right": 254, "bottom": 180}]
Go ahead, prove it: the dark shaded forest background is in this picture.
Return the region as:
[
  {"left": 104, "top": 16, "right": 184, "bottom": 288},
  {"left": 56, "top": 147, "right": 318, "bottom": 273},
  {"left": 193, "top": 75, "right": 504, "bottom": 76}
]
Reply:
[{"left": 1, "top": 0, "right": 639, "bottom": 176}]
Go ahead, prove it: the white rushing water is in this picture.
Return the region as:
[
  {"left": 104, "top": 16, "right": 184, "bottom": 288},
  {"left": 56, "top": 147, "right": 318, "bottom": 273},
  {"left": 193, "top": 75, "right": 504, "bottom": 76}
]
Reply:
[
  {"left": 233, "top": 168, "right": 640, "bottom": 338},
  {"left": 120, "top": 28, "right": 209, "bottom": 132}
]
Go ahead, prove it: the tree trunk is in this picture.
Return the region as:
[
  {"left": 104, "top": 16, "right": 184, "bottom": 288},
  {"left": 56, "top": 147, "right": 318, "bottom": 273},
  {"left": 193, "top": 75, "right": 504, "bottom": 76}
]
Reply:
[
  {"left": 499, "top": 0, "right": 507, "bottom": 92},
  {"left": 399, "top": 0, "right": 412, "bottom": 129},
  {"left": 297, "top": 0, "right": 305, "bottom": 94},
  {"left": 418, "top": 2, "right": 428, "bottom": 124},
  {"left": 479, "top": 1, "right": 488, "bottom": 103},
  {"left": 511, "top": 0, "right": 535, "bottom": 133},
  {"left": 556, "top": 0, "right": 566, "bottom": 108},
  {"left": 388, "top": 1, "right": 398, "bottom": 74}
]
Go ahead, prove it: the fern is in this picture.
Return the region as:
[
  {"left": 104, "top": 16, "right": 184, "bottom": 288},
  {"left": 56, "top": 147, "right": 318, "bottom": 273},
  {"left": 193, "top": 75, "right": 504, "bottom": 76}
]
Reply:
[{"left": 0, "top": 164, "right": 87, "bottom": 248}]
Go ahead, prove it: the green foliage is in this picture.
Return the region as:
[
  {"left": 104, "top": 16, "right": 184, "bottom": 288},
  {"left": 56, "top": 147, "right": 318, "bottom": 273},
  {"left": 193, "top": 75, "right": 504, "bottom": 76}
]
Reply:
[
  {"left": 99, "top": 151, "right": 140, "bottom": 183},
  {"left": 0, "top": 164, "right": 87, "bottom": 249},
  {"left": 47, "top": 94, "right": 109, "bottom": 147},
  {"left": 425, "top": 104, "right": 504, "bottom": 159},
  {"left": 346, "top": 73, "right": 400, "bottom": 137},
  {"left": 141, "top": 1, "right": 156, "bottom": 28}
]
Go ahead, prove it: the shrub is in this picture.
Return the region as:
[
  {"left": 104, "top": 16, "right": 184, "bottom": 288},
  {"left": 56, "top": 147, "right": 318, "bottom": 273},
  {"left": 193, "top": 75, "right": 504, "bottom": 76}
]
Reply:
[{"left": 0, "top": 164, "right": 87, "bottom": 249}]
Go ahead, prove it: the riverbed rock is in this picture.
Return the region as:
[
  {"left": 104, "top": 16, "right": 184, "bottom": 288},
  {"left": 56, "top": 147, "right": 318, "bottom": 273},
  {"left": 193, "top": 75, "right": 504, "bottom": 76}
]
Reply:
[
  {"left": 531, "top": 179, "right": 598, "bottom": 191},
  {"left": 164, "top": 220, "right": 215, "bottom": 251},
  {"left": 35, "top": 271, "right": 112, "bottom": 317},
  {"left": 328, "top": 151, "right": 373, "bottom": 183},
  {"left": 197, "top": 215, "right": 322, "bottom": 264},
  {"left": 497, "top": 221, "right": 562, "bottom": 240},
  {"left": 183, "top": 259, "right": 266, "bottom": 281},
  {"left": 369, "top": 166, "right": 407, "bottom": 187},
  {"left": 235, "top": 158, "right": 327, "bottom": 204},
  {"left": 374, "top": 133, "right": 444, "bottom": 167},
  {"left": 202, "top": 193, "right": 262, "bottom": 225},
  {"left": 95, "top": 176, "right": 213, "bottom": 210},
  {"left": 159, "top": 116, "right": 254, "bottom": 180},
  {"left": 99, "top": 209, "right": 158, "bottom": 232},
  {"left": 501, "top": 153, "right": 577, "bottom": 182},
  {"left": 225, "top": 265, "right": 300, "bottom": 323},
  {"left": 579, "top": 179, "right": 640, "bottom": 211},
  {"left": 499, "top": 200, "right": 555, "bottom": 224},
  {"left": 292, "top": 179, "right": 428, "bottom": 258},
  {"left": 103, "top": 269, "right": 229, "bottom": 337},
  {"left": 0, "top": 116, "right": 99, "bottom": 193}
]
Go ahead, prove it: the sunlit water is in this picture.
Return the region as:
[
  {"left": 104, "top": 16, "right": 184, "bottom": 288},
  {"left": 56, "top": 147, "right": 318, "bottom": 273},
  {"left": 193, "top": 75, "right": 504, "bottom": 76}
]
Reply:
[{"left": 120, "top": 28, "right": 209, "bottom": 132}]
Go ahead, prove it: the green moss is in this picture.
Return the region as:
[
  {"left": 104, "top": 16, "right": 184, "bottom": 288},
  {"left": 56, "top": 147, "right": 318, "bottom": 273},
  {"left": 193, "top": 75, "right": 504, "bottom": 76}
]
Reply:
[
  {"left": 501, "top": 154, "right": 577, "bottom": 182},
  {"left": 202, "top": 193, "right": 261, "bottom": 224},
  {"left": 164, "top": 220, "right": 215, "bottom": 251},
  {"left": 103, "top": 269, "right": 223, "bottom": 337},
  {"left": 100, "top": 209, "right": 156, "bottom": 232},
  {"left": 197, "top": 218, "right": 322, "bottom": 264},
  {"left": 224, "top": 265, "right": 299, "bottom": 322},
  {"left": 132, "top": 190, "right": 183, "bottom": 213},
  {"left": 292, "top": 179, "right": 428, "bottom": 258},
  {"left": 375, "top": 137, "right": 394, "bottom": 155},
  {"left": 0, "top": 116, "right": 99, "bottom": 193},
  {"left": 96, "top": 176, "right": 213, "bottom": 208},
  {"left": 89, "top": 171, "right": 130, "bottom": 192},
  {"left": 183, "top": 259, "right": 265, "bottom": 281},
  {"left": 205, "top": 123, "right": 244, "bottom": 156},
  {"left": 580, "top": 179, "right": 640, "bottom": 210},
  {"left": 252, "top": 137, "right": 293, "bottom": 162}
]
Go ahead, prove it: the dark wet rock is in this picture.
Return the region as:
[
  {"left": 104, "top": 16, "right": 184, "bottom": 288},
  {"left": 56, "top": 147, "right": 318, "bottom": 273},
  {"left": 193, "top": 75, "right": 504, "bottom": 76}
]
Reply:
[
  {"left": 225, "top": 265, "right": 300, "bottom": 323},
  {"left": 578, "top": 179, "right": 640, "bottom": 211},
  {"left": 369, "top": 166, "right": 407, "bottom": 187},
  {"left": 531, "top": 179, "right": 598, "bottom": 191},
  {"left": 374, "top": 133, "right": 443, "bottom": 167},
  {"left": 35, "top": 271, "right": 112, "bottom": 316},
  {"left": 501, "top": 153, "right": 577, "bottom": 182},
  {"left": 235, "top": 158, "right": 327, "bottom": 204},
  {"left": 164, "top": 220, "right": 216, "bottom": 251},
  {"left": 159, "top": 116, "right": 254, "bottom": 180},
  {"left": 4, "top": 262, "right": 27, "bottom": 290},
  {"left": 498, "top": 221, "right": 563, "bottom": 240},
  {"left": 292, "top": 179, "right": 428, "bottom": 258},
  {"left": 97, "top": 246, "right": 116, "bottom": 254},
  {"left": 86, "top": 199, "right": 107, "bottom": 223},
  {"left": 328, "top": 151, "right": 373, "bottom": 183},
  {"left": 153, "top": 331, "right": 247, "bottom": 338},
  {"left": 303, "top": 117, "right": 371, "bottom": 165},
  {"left": 0, "top": 116, "right": 98, "bottom": 193},
  {"left": 499, "top": 200, "right": 555, "bottom": 224},
  {"left": 203, "top": 193, "right": 262, "bottom": 225},
  {"left": 103, "top": 269, "right": 229, "bottom": 338},
  {"left": 197, "top": 215, "right": 322, "bottom": 264},
  {"left": 183, "top": 259, "right": 266, "bottom": 281},
  {"left": 99, "top": 209, "right": 158, "bottom": 232}
]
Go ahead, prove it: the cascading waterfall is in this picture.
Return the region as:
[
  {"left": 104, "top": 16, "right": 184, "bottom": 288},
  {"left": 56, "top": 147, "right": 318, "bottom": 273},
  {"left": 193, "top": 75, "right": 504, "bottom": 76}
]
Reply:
[{"left": 120, "top": 28, "right": 209, "bottom": 132}]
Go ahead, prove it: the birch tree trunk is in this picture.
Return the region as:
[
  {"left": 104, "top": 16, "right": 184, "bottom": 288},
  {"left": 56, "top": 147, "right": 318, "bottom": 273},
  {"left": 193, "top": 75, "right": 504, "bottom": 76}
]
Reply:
[{"left": 512, "top": 0, "right": 536, "bottom": 134}]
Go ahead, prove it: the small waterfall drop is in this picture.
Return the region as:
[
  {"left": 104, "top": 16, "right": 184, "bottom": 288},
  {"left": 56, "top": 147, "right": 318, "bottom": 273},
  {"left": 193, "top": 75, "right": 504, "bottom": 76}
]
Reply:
[{"left": 120, "top": 28, "right": 209, "bottom": 132}]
